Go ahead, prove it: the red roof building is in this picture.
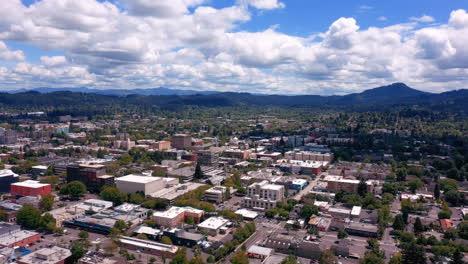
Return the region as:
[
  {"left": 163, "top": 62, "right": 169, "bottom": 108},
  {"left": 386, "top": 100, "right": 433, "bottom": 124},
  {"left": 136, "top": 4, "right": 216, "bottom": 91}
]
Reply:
[{"left": 11, "top": 180, "right": 52, "bottom": 197}]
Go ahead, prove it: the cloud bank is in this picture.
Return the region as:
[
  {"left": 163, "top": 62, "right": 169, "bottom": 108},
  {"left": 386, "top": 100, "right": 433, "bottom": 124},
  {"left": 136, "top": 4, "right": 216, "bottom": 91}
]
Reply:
[{"left": 0, "top": 0, "right": 467, "bottom": 94}]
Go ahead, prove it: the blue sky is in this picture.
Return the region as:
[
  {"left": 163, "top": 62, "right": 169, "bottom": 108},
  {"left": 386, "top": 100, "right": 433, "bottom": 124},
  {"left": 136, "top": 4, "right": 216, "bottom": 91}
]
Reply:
[{"left": 1, "top": 0, "right": 468, "bottom": 94}]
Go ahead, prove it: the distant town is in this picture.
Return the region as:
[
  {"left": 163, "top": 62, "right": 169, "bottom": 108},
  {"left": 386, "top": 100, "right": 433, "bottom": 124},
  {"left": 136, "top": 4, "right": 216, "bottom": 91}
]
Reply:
[{"left": 0, "top": 102, "right": 462, "bottom": 264}]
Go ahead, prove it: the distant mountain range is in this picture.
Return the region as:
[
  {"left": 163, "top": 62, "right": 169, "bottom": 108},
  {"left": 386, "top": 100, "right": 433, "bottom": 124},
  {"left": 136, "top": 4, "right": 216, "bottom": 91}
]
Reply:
[
  {"left": 13, "top": 87, "right": 218, "bottom": 96},
  {"left": 1, "top": 83, "right": 467, "bottom": 112}
]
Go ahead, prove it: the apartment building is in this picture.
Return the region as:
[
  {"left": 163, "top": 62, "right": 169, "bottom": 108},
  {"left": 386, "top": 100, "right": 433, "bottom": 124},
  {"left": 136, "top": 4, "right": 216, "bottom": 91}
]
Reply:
[{"left": 242, "top": 180, "right": 284, "bottom": 210}]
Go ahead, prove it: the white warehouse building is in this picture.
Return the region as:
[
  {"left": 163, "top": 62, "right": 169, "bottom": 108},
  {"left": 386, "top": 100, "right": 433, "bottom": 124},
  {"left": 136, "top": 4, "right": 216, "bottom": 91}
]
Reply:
[{"left": 115, "top": 174, "right": 178, "bottom": 195}]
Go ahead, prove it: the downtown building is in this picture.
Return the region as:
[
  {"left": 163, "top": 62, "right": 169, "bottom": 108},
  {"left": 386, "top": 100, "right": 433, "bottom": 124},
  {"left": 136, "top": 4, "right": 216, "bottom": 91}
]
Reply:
[
  {"left": 66, "top": 162, "right": 114, "bottom": 192},
  {"left": 242, "top": 180, "right": 285, "bottom": 210}
]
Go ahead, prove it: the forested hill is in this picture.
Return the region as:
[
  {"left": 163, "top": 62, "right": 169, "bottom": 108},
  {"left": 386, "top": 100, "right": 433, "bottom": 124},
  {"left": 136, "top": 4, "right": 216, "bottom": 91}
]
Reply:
[{"left": 0, "top": 83, "right": 467, "bottom": 113}]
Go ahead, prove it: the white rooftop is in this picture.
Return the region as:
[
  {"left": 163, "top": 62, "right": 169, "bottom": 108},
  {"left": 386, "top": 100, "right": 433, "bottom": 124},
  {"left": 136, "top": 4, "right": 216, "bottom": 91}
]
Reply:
[
  {"left": 248, "top": 245, "right": 273, "bottom": 256},
  {"left": 235, "top": 209, "right": 259, "bottom": 219},
  {"left": 0, "top": 229, "right": 38, "bottom": 246},
  {"left": 263, "top": 184, "right": 283, "bottom": 191},
  {"left": 120, "top": 236, "right": 178, "bottom": 253},
  {"left": 31, "top": 165, "right": 48, "bottom": 170},
  {"left": 0, "top": 169, "right": 18, "bottom": 178},
  {"left": 12, "top": 180, "right": 49, "bottom": 188},
  {"left": 351, "top": 206, "right": 362, "bottom": 216},
  {"left": 135, "top": 226, "right": 161, "bottom": 236},
  {"left": 116, "top": 174, "right": 162, "bottom": 184},
  {"left": 16, "top": 246, "right": 71, "bottom": 264},
  {"left": 153, "top": 206, "right": 203, "bottom": 219},
  {"left": 198, "top": 217, "right": 229, "bottom": 230},
  {"left": 292, "top": 179, "right": 308, "bottom": 185}
]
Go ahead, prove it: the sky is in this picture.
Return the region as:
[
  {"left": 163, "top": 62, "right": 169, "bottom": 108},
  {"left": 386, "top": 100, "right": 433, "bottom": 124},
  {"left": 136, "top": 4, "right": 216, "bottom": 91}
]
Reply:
[{"left": 0, "top": 0, "right": 467, "bottom": 95}]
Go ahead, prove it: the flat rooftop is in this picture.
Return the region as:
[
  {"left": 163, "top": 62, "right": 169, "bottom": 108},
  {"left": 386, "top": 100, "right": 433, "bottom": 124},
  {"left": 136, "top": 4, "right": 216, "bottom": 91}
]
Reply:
[
  {"left": 120, "top": 236, "right": 178, "bottom": 253},
  {"left": 235, "top": 209, "right": 259, "bottom": 219},
  {"left": 198, "top": 217, "right": 229, "bottom": 230},
  {"left": 116, "top": 174, "right": 162, "bottom": 184},
  {"left": 0, "top": 169, "right": 17, "bottom": 178},
  {"left": 16, "top": 246, "right": 71, "bottom": 264},
  {"left": 11, "top": 180, "right": 50, "bottom": 188},
  {"left": 150, "top": 183, "right": 205, "bottom": 200},
  {"left": 153, "top": 206, "right": 203, "bottom": 219},
  {"left": 0, "top": 230, "right": 38, "bottom": 246}
]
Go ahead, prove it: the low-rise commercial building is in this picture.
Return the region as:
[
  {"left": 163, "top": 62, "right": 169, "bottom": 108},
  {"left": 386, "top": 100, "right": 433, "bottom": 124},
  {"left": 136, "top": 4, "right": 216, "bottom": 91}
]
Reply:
[
  {"left": 119, "top": 236, "right": 178, "bottom": 258},
  {"left": 152, "top": 206, "right": 204, "bottom": 228},
  {"left": 345, "top": 222, "right": 378, "bottom": 238},
  {"left": 204, "top": 186, "right": 227, "bottom": 204},
  {"left": 115, "top": 174, "right": 168, "bottom": 195},
  {"left": 17, "top": 246, "right": 71, "bottom": 264},
  {"left": 247, "top": 245, "right": 273, "bottom": 260},
  {"left": 0, "top": 222, "right": 40, "bottom": 247},
  {"left": 197, "top": 217, "right": 230, "bottom": 236},
  {"left": 10, "top": 180, "right": 52, "bottom": 197},
  {"left": 163, "top": 229, "right": 206, "bottom": 247}
]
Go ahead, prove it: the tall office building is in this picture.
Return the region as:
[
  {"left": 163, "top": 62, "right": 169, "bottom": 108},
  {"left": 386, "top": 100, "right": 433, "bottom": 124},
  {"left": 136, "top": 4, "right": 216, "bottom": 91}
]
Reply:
[{"left": 171, "top": 134, "right": 192, "bottom": 149}]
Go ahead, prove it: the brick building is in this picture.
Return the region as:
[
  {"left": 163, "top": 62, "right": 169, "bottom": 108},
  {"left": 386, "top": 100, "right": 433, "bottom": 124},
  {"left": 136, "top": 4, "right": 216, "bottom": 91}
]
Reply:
[{"left": 11, "top": 180, "right": 52, "bottom": 197}]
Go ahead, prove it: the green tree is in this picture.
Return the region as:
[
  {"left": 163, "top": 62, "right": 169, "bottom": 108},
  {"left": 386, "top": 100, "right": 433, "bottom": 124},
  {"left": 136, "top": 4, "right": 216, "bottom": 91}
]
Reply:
[
  {"left": 413, "top": 217, "right": 424, "bottom": 234},
  {"left": 360, "top": 251, "right": 385, "bottom": 264},
  {"left": 16, "top": 204, "right": 42, "bottom": 229},
  {"left": 401, "top": 241, "right": 426, "bottom": 264},
  {"left": 39, "top": 213, "right": 56, "bottom": 232},
  {"left": 281, "top": 255, "right": 299, "bottom": 264},
  {"left": 136, "top": 233, "right": 148, "bottom": 240},
  {"left": 300, "top": 204, "right": 319, "bottom": 220},
  {"left": 231, "top": 250, "right": 249, "bottom": 264},
  {"left": 79, "top": 230, "right": 89, "bottom": 240},
  {"left": 458, "top": 221, "right": 468, "bottom": 239},
  {"left": 39, "top": 194, "right": 55, "bottom": 212},
  {"left": 0, "top": 210, "right": 6, "bottom": 221},
  {"left": 161, "top": 236, "right": 173, "bottom": 245},
  {"left": 358, "top": 178, "right": 368, "bottom": 197},
  {"left": 70, "top": 240, "right": 87, "bottom": 262},
  {"left": 434, "top": 183, "right": 440, "bottom": 200},
  {"left": 338, "top": 229, "right": 348, "bottom": 239},
  {"left": 60, "top": 181, "right": 87, "bottom": 199},
  {"left": 128, "top": 192, "right": 145, "bottom": 204},
  {"left": 194, "top": 162, "right": 203, "bottom": 179},
  {"left": 450, "top": 248, "right": 465, "bottom": 264},
  {"left": 439, "top": 179, "right": 458, "bottom": 192},
  {"left": 396, "top": 168, "right": 407, "bottom": 182},
  {"left": 393, "top": 214, "right": 406, "bottom": 231},
  {"left": 408, "top": 179, "right": 424, "bottom": 193},
  {"left": 114, "top": 220, "right": 127, "bottom": 232},
  {"left": 100, "top": 186, "right": 127, "bottom": 206},
  {"left": 170, "top": 248, "right": 188, "bottom": 264},
  {"left": 319, "top": 249, "right": 338, "bottom": 264}
]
